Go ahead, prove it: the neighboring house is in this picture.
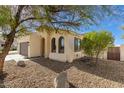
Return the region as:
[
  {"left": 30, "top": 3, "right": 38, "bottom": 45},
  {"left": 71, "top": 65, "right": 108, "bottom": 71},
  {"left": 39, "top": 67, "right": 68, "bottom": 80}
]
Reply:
[
  {"left": 0, "top": 39, "right": 4, "bottom": 48},
  {"left": 0, "top": 39, "right": 17, "bottom": 51},
  {"left": 17, "top": 29, "right": 84, "bottom": 62},
  {"left": 0, "top": 39, "right": 4, "bottom": 53},
  {"left": 11, "top": 39, "right": 18, "bottom": 50}
]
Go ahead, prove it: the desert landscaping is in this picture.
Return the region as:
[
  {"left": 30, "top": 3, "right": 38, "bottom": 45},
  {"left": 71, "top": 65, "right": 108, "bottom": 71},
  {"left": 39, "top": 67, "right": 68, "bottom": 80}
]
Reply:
[
  {"left": 1, "top": 57, "right": 124, "bottom": 88},
  {"left": 1, "top": 5, "right": 124, "bottom": 89}
]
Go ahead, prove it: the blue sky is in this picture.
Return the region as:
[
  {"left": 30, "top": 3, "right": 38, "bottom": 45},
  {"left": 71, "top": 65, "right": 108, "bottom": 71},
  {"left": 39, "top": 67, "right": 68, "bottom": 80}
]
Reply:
[
  {"left": 77, "top": 7, "right": 124, "bottom": 46},
  {"left": 82, "top": 19, "right": 124, "bottom": 46},
  {"left": 28, "top": 6, "right": 124, "bottom": 46}
]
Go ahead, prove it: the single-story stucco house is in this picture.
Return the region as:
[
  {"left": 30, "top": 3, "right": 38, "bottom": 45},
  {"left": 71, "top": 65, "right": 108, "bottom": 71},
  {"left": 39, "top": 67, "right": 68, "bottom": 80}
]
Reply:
[
  {"left": 0, "top": 39, "right": 4, "bottom": 50},
  {"left": 17, "top": 29, "right": 84, "bottom": 62},
  {"left": 17, "top": 28, "right": 124, "bottom": 62},
  {"left": 0, "top": 39, "right": 4, "bottom": 47},
  {"left": 0, "top": 39, "right": 17, "bottom": 51}
]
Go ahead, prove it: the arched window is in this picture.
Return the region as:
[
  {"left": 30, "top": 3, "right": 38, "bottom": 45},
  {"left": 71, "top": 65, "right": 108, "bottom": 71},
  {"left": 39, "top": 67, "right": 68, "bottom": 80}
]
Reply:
[
  {"left": 51, "top": 38, "right": 56, "bottom": 52},
  {"left": 58, "top": 36, "right": 64, "bottom": 53},
  {"left": 74, "top": 37, "right": 81, "bottom": 52}
]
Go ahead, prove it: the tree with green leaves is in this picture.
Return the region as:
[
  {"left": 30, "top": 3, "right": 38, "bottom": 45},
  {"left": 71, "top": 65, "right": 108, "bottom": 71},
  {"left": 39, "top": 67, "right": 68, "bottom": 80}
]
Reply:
[
  {"left": 120, "top": 25, "right": 124, "bottom": 39},
  {"left": 0, "top": 5, "right": 118, "bottom": 74},
  {"left": 81, "top": 31, "right": 114, "bottom": 63}
]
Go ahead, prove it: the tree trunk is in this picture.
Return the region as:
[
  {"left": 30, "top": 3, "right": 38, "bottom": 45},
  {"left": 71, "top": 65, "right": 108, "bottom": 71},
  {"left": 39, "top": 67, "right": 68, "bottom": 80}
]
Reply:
[
  {"left": 95, "top": 52, "right": 99, "bottom": 64},
  {"left": 0, "top": 59, "right": 4, "bottom": 74},
  {"left": 0, "top": 6, "right": 24, "bottom": 74},
  {"left": 96, "top": 56, "right": 98, "bottom": 63},
  {"left": 0, "top": 31, "right": 15, "bottom": 74}
]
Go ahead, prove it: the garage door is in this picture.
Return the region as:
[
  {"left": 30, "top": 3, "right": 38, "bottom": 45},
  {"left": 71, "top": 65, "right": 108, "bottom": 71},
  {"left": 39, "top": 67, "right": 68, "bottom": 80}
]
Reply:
[{"left": 20, "top": 42, "right": 28, "bottom": 56}]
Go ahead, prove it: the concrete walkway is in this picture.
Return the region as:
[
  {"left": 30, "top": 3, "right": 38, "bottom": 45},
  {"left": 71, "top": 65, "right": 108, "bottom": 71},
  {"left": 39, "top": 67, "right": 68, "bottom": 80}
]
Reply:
[{"left": 5, "top": 54, "right": 29, "bottom": 62}]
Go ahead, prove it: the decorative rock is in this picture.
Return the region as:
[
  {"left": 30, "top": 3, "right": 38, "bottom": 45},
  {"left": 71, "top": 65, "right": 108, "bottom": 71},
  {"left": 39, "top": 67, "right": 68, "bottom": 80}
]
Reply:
[
  {"left": 54, "top": 71, "right": 69, "bottom": 88},
  {"left": 17, "top": 60, "right": 26, "bottom": 67}
]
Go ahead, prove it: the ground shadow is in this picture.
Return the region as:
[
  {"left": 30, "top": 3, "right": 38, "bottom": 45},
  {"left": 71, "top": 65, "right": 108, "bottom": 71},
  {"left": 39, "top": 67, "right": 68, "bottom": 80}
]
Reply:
[
  {"left": 72, "top": 59, "right": 124, "bottom": 84},
  {"left": 31, "top": 57, "right": 124, "bottom": 84},
  {"left": 0, "top": 72, "right": 8, "bottom": 88},
  {"left": 30, "top": 57, "right": 72, "bottom": 73},
  {"left": 69, "top": 82, "right": 76, "bottom": 88}
]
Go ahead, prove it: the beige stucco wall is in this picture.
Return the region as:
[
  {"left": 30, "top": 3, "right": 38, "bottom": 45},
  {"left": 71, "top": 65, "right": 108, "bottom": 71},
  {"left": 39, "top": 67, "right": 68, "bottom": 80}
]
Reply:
[
  {"left": 49, "top": 32, "right": 68, "bottom": 62},
  {"left": 49, "top": 32, "right": 83, "bottom": 62},
  {"left": 98, "top": 50, "right": 108, "bottom": 60},
  {"left": 18, "top": 30, "right": 83, "bottom": 62},
  {"left": 18, "top": 31, "right": 124, "bottom": 62},
  {"left": 49, "top": 53, "right": 67, "bottom": 62},
  {"left": 17, "top": 33, "right": 42, "bottom": 58},
  {"left": 66, "top": 34, "right": 74, "bottom": 62},
  {"left": 73, "top": 52, "right": 84, "bottom": 60},
  {"left": 66, "top": 34, "right": 84, "bottom": 62},
  {"left": 120, "top": 45, "right": 124, "bottom": 61},
  {"left": 38, "top": 31, "right": 50, "bottom": 58},
  {"left": 103, "top": 50, "right": 108, "bottom": 60},
  {"left": 29, "top": 33, "right": 41, "bottom": 57}
]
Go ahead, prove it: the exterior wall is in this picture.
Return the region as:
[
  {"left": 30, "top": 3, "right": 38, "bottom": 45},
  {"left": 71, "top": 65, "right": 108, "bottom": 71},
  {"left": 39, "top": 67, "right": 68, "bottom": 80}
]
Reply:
[
  {"left": 103, "top": 50, "right": 107, "bottom": 60},
  {"left": 73, "top": 52, "right": 84, "bottom": 60},
  {"left": 49, "top": 32, "right": 83, "bottom": 62},
  {"left": 17, "top": 33, "right": 41, "bottom": 58},
  {"left": 29, "top": 33, "right": 41, "bottom": 57},
  {"left": 49, "top": 53, "right": 67, "bottom": 62},
  {"left": 19, "top": 31, "right": 124, "bottom": 62},
  {"left": 98, "top": 46, "right": 124, "bottom": 61},
  {"left": 18, "top": 31, "right": 50, "bottom": 58},
  {"left": 0, "top": 40, "right": 4, "bottom": 47},
  {"left": 120, "top": 45, "right": 124, "bottom": 61},
  {"left": 49, "top": 32, "right": 68, "bottom": 62},
  {"left": 98, "top": 50, "right": 108, "bottom": 60},
  {"left": 100, "top": 46, "right": 124, "bottom": 61},
  {"left": 38, "top": 31, "right": 50, "bottom": 58},
  {"left": 18, "top": 31, "right": 83, "bottom": 62},
  {"left": 66, "top": 34, "right": 74, "bottom": 62},
  {"left": 66, "top": 34, "right": 84, "bottom": 62}
]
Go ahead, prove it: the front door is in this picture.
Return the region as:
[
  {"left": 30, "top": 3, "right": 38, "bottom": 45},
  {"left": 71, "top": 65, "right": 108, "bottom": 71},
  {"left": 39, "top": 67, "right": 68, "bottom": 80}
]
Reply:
[{"left": 41, "top": 38, "right": 45, "bottom": 57}]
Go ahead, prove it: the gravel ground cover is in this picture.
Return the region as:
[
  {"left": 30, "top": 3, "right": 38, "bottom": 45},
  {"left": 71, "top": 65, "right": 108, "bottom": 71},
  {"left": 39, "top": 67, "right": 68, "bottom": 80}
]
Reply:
[
  {"left": 1, "top": 59, "right": 57, "bottom": 88},
  {"left": 67, "top": 67, "right": 124, "bottom": 88},
  {"left": 1, "top": 57, "right": 124, "bottom": 88}
]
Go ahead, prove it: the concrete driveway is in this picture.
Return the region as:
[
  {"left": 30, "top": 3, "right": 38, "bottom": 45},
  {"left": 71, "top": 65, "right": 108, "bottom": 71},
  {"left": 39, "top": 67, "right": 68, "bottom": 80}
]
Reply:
[{"left": 5, "top": 53, "right": 29, "bottom": 62}]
